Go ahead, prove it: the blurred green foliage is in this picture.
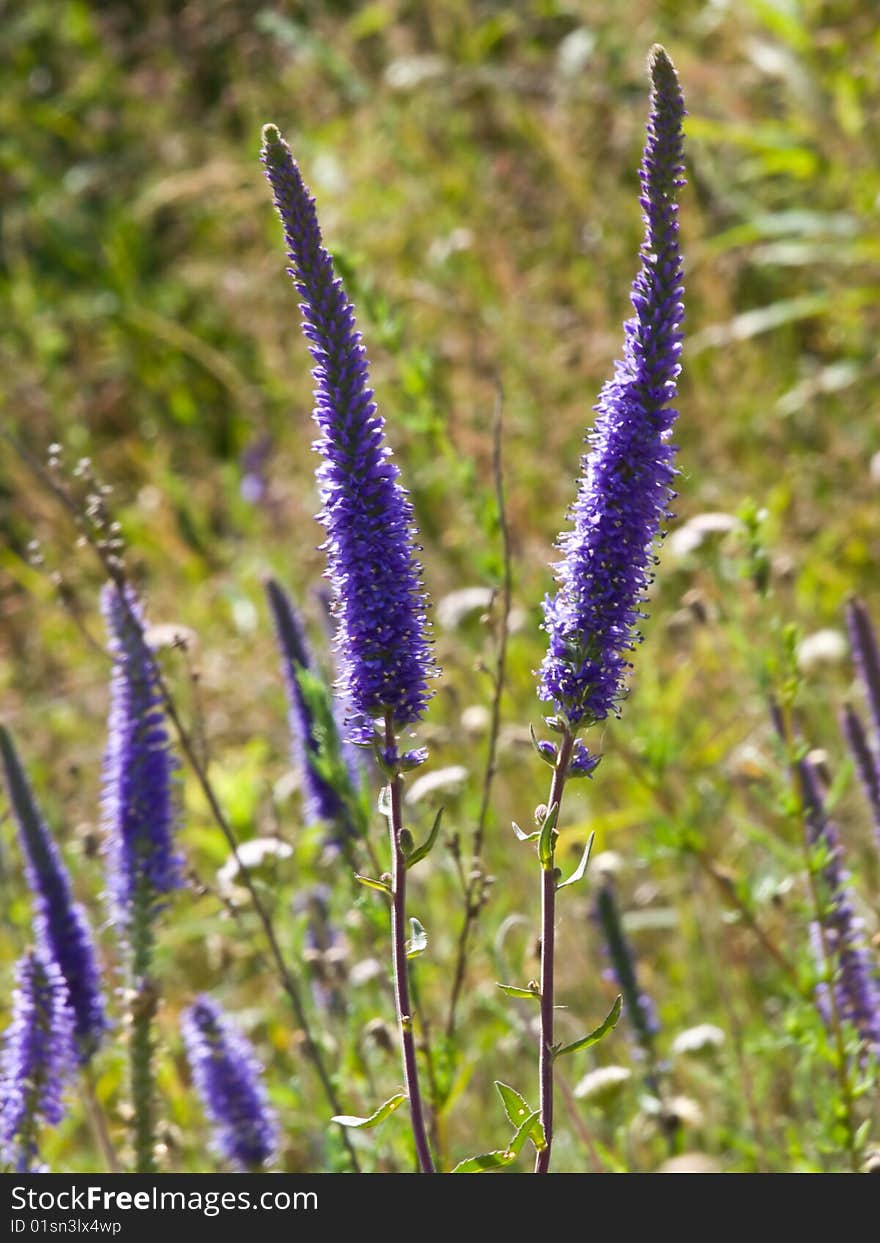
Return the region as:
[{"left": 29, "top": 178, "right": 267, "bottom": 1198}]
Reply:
[{"left": 2, "top": 0, "right": 880, "bottom": 1173}]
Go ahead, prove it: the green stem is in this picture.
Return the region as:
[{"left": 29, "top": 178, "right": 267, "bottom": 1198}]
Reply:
[
  {"left": 130, "top": 877, "right": 157, "bottom": 1175},
  {"left": 534, "top": 729, "right": 574, "bottom": 1175},
  {"left": 385, "top": 713, "right": 436, "bottom": 1174}
]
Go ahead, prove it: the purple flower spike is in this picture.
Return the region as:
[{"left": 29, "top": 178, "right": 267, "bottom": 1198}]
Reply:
[
  {"left": 840, "top": 703, "right": 880, "bottom": 848},
  {"left": 797, "top": 756, "right": 880, "bottom": 1054},
  {"left": 539, "top": 46, "right": 685, "bottom": 729},
  {"left": 0, "top": 728, "right": 106, "bottom": 1062},
  {"left": 181, "top": 996, "right": 278, "bottom": 1171},
  {"left": 101, "top": 583, "right": 183, "bottom": 920},
  {"left": 261, "top": 125, "right": 435, "bottom": 744},
  {"left": 0, "top": 951, "right": 76, "bottom": 1172},
  {"left": 846, "top": 598, "right": 880, "bottom": 747}
]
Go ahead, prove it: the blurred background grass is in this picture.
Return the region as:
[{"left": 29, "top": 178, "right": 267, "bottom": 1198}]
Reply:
[{"left": 2, "top": 0, "right": 880, "bottom": 1172}]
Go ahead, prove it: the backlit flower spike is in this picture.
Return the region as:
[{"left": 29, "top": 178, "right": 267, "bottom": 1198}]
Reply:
[
  {"left": 0, "top": 951, "right": 76, "bottom": 1172},
  {"left": 0, "top": 727, "right": 106, "bottom": 1062},
  {"left": 539, "top": 46, "right": 685, "bottom": 733},
  {"left": 181, "top": 996, "right": 278, "bottom": 1171},
  {"left": 846, "top": 598, "right": 880, "bottom": 748},
  {"left": 261, "top": 125, "right": 435, "bottom": 747},
  {"left": 101, "top": 581, "right": 183, "bottom": 919},
  {"left": 797, "top": 755, "right": 880, "bottom": 1053},
  {"left": 840, "top": 703, "right": 880, "bottom": 849}
]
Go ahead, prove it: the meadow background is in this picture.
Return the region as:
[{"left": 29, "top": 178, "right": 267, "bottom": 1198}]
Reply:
[{"left": 2, "top": 0, "right": 879, "bottom": 1173}]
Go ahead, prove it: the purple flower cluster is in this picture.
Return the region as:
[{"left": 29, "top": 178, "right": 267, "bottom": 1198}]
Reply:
[
  {"left": 0, "top": 728, "right": 106, "bottom": 1061},
  {"left": 261, "top": 125, "right": 435, "bottom": 745},
  {"left": 539, "top": 47, "right": 685, "bottom": 731},
  {"left": 101, "top": 583, "right": 183, "bottom": 919},
  {"left": 265, "top": 577, "right": 358, "bottom": 831},
  {"left": 842, "top": 598, "right": 880, "bottom": 846},
  {"left": 0, "top": 951, "right": 76, "bottom": 1172},
  {"left": 181, "top": 997, "right": 278, "bottom": 1170},
  {"left": 797, "top": 756, "right": 880, "bottom": 1053}
]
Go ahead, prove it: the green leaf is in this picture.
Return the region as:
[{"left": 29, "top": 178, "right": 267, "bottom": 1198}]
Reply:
[
  {"left": 406, "top": 806, "right": 444, "bottom": 867},
  {"left": 511, "top": 820, "right": 540, "bottom": 842},
  {"left": 538, "top": 801, "right": 560, "bottom": 868},
  {"left": 551, "top": 995, "right": 622, "bottom": 1062},
  {"left": 354, "top": 873, "right": 391, "bottom": 896},
  {"left": 496, "top": 982, "right": 541, "bottom": 1000},
  {"left": 451, "top": 1110, "right": 540, "bottom": 1173},
  {"left": 405, "top": 917, "right": 428, "bottom": 958},
  {"left": 331, "top": 1092, "right": 407, "bottom": 1129},
  {"left": 495, "top": 1082, "right": 546, "bottom": 1152},
  {"left": 556, "top": 831, "right": 595, "bottom": 891}
]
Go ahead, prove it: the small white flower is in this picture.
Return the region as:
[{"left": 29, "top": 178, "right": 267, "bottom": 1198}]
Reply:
[
  {"left": 405, "top": 765, "right": 468, "bottom": 804},
  {"left": 461, "top": 705, "right": 491, "bottom": 735},
  {"left": 796, "top": 629, "right": 848, "bottom": 673},
  {"left": 350, "top": 958, "right": 384, "bottom": 988},
  {"left": 573, "top": 1065, "right": 632, "bottom": 1104},
  {"left": 435, "top": 587, "right": 493, "bottom": 629},
  {"left": 671, "top": 1024, "right": 726, "bottom": 1058},
  {"left": 668, "top": 512, "right": 740, "bottom": 559},
  {"left": 217, "top": 837, "right": 293, "bottom": 896}
]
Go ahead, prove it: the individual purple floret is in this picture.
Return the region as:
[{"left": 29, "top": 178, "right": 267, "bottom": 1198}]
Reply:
[
  {"left": 0, "top": 728, "right": 106, "bottom": 1062},
  {"left": 181, "top": 996, "right": 278, "bottom": 1171},
  {"left": 0, "top": 951, "right": 76, "bottom": 1172},
  {"left": 101, "top": 582, "right": 183, "bottom": 919},
  {"left": 539, "top": 46, "right": 685, "bottom": 731},
  {"left": 261, "top": 125, "right": 435, "bottom": 746},
  {"left": 265, "top": 577, "right": 358, "bottom": 833},
  {"left": 797, "top": 755, "right": 880, "bottom": 1054}
]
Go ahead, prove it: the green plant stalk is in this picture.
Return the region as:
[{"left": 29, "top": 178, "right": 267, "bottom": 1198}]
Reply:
[
  {"left": 535, "top": 729, "right": 575, "bottom": 1175},
  {"left": 129, "top": 875, "right": 157, "bottom": 1175},
  {"left": 802, "top": 843, "right": 860, "bottom": 1172},
  {"left": 385, "top": 713, "right": 436, "bottom": 1174}
]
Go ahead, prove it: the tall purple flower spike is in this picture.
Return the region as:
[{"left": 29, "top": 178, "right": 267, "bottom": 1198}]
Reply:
[
  {"left": 101, "top": 582, "right": 183, "bottom": 919},
  {"left": 539, "top": 46, "right": 685, "bottom": 733},
  {"left": 842, "top": 599, "right": 880, "bottom": 848},
  {"left": 261, "top": 125, "right": 435, "bottom": 746},
  {"left": 181, "top": 996, "right": 278, "bottom": 1171},
  {"left": 797, "top": 756, "right": 880, "bottom": 1054},
  {"left": 0, "top": 951, "right": 76, "bottom": 1172},
  {"left": 0, "top": 727, "right": 106, "bottom": 1061}
]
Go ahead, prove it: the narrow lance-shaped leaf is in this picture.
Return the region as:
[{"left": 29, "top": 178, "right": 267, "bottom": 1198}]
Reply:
[
  {"left": 551, "top": 995, "right": 622, "bottom": 1062},
  {"left": 556, "top": 831, "right": 595, "bottom": 891},
  {"left": 451, "top": 1110, "right": 540, "bottom": 1173},
  {"left": 405, "top": 806, "right": 444, "bottom": 868},
  {"left": 331, "top": 1092, "right": 408, "bottom": 1130},
  {"left": 496, "top": 982, "right": 541, "bottom": 1000},
  {"left": 495, "top": 1081, "right": 547, "bottom": 1152},
  {"left": 354, "top": 874, "right": 392, "bottom": 896}
]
